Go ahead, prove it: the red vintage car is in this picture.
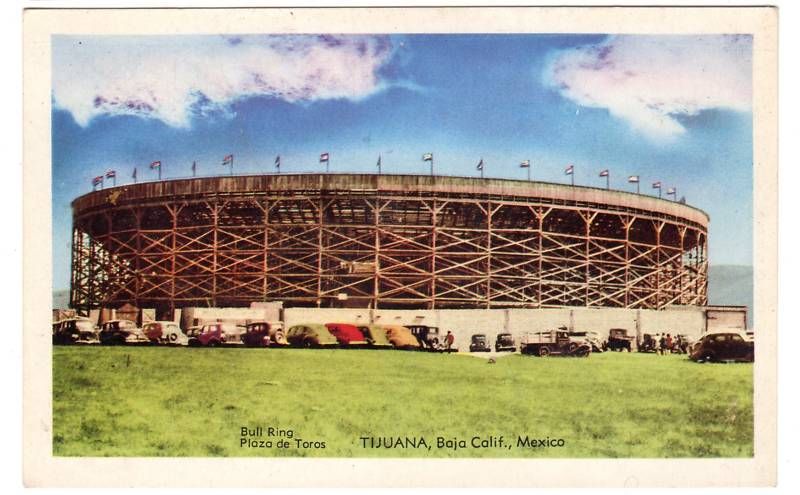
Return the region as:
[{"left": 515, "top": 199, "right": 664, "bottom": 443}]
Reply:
[
  {"left": 324, "top": 323, "right": 368, "bottom": 346},
  {"left": 187, "top": 323, "right": 226, "bottom": 347}
]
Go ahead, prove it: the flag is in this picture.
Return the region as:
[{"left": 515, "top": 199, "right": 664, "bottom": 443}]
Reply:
[
  {"left": 565, "top": 164, "right": 574, "bottom": 175},
  {"left": 667, "top": 187, "right": 676, "bottom": 195},
  {"left": 599, "top": 169, "right": 609, "bottom": 177},
  {"left": 477, "top": 159, "right": 484, "bottom": 170},
  {"left": 105, "top": 169, "right": 116, "bottom": 178},
  {"left": 92, "top": 176, "right": 103, "bottom": 186},
  {"left": 628, "top": 175, "right": 639, "bottom": 183},
  {"left": 319, "top": 152, "right": 329, "bottom": 163},
  {"left": 150, "top": 160, "right": 161, "bottom": 169},
  {"left": 275, "top": 155, "right": 281, "bottom": 167},
  {"left": 191, "top": 161, "right": 196, "bottom": 174},
  {"left": 652, "top": 181, "right": 661, "bottom": 189},
  {"left": 377, "top": 155, "right": 381, "bottom": 168},
  {"left": 422, "top": 153, "right": 433, "bottom": 162},
  {"left": 222, "top": 154, "right": 233, "bottom": 166},
  {"left": 519, "top": 160, "right": 530, "bottom": 168},
  {"left": 132, "top": 167, "right": 137, "bottom": 180}
]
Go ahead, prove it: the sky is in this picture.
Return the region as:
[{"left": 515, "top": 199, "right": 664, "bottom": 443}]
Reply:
[{"left": 51, "top": 34, "right": 753, "bottom": 291}]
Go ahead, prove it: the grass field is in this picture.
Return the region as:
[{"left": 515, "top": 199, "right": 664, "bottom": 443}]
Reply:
[{"left": 52, "top": 347, "right": 753, "bottom": 458}]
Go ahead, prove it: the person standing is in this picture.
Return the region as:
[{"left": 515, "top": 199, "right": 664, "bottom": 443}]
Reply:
[
  {"left": 659, "top": 334, "right": 667, "bottom": 355},
  {"left": 666, "top": 333, "right": 673, "bottom": 354},
  {"left": 445, "top": 331, "right": 455, "bottom": 351}
]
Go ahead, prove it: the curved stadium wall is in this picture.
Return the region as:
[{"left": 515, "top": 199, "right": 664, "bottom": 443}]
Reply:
[{"left": 70, "top": 174, "right": 708, "bottom": 314}]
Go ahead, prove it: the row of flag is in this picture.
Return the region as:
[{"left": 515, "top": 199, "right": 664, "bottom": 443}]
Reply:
[{"left": 90, "top": 152, "right": 679, "bottom": 200}]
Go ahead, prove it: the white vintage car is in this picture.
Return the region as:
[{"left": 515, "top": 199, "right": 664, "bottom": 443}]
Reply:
[
  {"left": 142, "top": 321, "right": 188, "bottom": 345},
  {"left": 98, "top": 319, "right": 148, "bottom": 345}
]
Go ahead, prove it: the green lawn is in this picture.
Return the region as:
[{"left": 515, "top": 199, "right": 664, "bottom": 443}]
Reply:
[{"left": 52, "top": 347, "right": 753, "bottom": 458}]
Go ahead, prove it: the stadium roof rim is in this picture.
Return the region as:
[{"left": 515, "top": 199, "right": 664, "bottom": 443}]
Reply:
[{"left": 73, "top": 172, "right": 709, "bottom": 226}]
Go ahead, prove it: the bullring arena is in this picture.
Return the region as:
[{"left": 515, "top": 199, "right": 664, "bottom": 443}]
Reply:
[{"left": 69, "top": 173, "right": 719, "bottom": 346}]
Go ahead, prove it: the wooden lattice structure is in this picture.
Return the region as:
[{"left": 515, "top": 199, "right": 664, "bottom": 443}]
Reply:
[{"left": 70, "top": 174, "right": 708, "bottom": 315}]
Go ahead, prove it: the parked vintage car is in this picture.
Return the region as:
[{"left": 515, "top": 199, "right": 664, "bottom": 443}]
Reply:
[
  {"left": 142, "top": 321, "right": 188, "bottom": 345},
  {"left": 469, "top": 334, "right": 492, "bottom": 352},
  {"left": 187, "top": 323, "right": 227, "bottom": 347},
  {"left": 52, "top": 317, "right": 97, "bottom": 345},
  {"left": 240, "top": 322, "right": 272, "bottom": 347},
  {"left": 325, "top": 323, "right": 369, "bottom": 346},
  {"left": 99, "top": 319, "right": 147, "bottom": 345},
  {"left": 405, "top": 325, "right": 442, "bottom": 350},
  {"left": 495, "top": 333, "right": 516, "bottom": 352},
  {"left": 672, "top": 334, "right": 693, "bottom": 354},
  {"left": 286, "top": 323, "right": 339, "bottom": 348},
  {"left": 689, "top": 331, "right": 754, "bottom": 363},
  {"left": 358, "top": 325, "right": 394, "bottom": 348},
  {"left": 380, "top": 324, "right": 421, "bottom": 350},
  {"left": 269, "top": 323, "right": 288, "bottom": 347},
  {"left": 569, "top": 330, "right": 605, "bottom": 353},
  {"left": 605, "top": 328, "right": 634, "bottom": 352},
  {"left": 638, "top": 333, "right": 659, "bottom": 353},
  {"left": 520, "top": 329, "right": 591, "bottom": 357}
]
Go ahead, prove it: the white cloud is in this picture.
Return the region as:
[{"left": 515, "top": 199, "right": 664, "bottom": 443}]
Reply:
[
  {"left": 53, "top": 35, "right": 394, "bottom": 127},
  {"left": 543, "top": 35, "right": 752, "bottom": 140}
]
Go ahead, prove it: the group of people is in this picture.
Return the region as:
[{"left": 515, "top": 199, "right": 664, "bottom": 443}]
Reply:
[{"left": 645, "top": 333, "right": 688, "bottom": 354}]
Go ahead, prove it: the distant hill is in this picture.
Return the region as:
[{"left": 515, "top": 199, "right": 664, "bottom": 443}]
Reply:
[
  {"left": 707, "top": 265, "right": 753, "bottom": 327},
  {"left": 52, "top": 289, "right": 69, "bottom": 310}
]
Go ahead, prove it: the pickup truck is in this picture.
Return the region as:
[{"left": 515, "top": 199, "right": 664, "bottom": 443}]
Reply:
[{"left": 520, "top": 329, "right": 591, "bottom": 357}]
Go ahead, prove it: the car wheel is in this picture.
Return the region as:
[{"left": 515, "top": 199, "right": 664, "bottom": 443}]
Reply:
[
  {"left": 702, "top": 351, "right": 715, "bottom": 363},
  {"left": 169, "top": 333, "right": 178, "bottom": 343},
  {"left": 538, "top": 346, "right": 550, "bottom": 357},
  {"left": 208, "top": 340, "right": 219, "bottom": 348}
]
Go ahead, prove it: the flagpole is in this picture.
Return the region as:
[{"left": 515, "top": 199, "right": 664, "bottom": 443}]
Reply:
[
  {"left": 606, "top": 173, "right": 609, "bottom": 190},
  {"left": 231, "top": 155, "right": 234, "bottom": 176},
  {"left": 637, "top": 182, "right": 640, "bottom": 194},
  {"left": 571, "top": 170, "right": 575, "bottom": 186},
  {"left": 377, "top": 155, "right": 382, "bottom": 175},
  {"left": 113, "top": 176, "right": 116, "bottom": 187},
  {"left": 159, "top": 164, "right": 162, "bottom": 181},
  {"left": 430, "top": 156, "right": 433, "bottom": 177},
  {"left": 192, "top": 161, "right": 196, "bottom": 177}
]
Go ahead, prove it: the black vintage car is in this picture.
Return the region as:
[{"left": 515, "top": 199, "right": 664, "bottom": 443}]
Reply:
[
  {"left": 690, "top": 331, "right": 754, "bottom": 362},
  {"left": 520, "top": 330, "right": 591, "bottom": 357},
  {"left": 241, "top": 322, "right": 272, "bottom": 347},
  {"left": 495, "top": 333, "right": 516, "bottom": 352},
  {"left": 605, "top": 328, "right": 633, "bottom": 352},
  {"left": 469, "top": 334, "right": 492, "bottom": 352},
  {"left": 638, "top": 333, "right": 658, "bottom": 353}
]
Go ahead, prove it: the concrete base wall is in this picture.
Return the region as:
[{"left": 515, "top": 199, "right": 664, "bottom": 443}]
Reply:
[{"left": 283, "top": 306, "right": 707, "bottom": 351}]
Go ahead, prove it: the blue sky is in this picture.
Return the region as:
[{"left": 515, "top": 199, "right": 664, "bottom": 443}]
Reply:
[{"left": 52, "top": 34, "right": 753, "bottom": 290}]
